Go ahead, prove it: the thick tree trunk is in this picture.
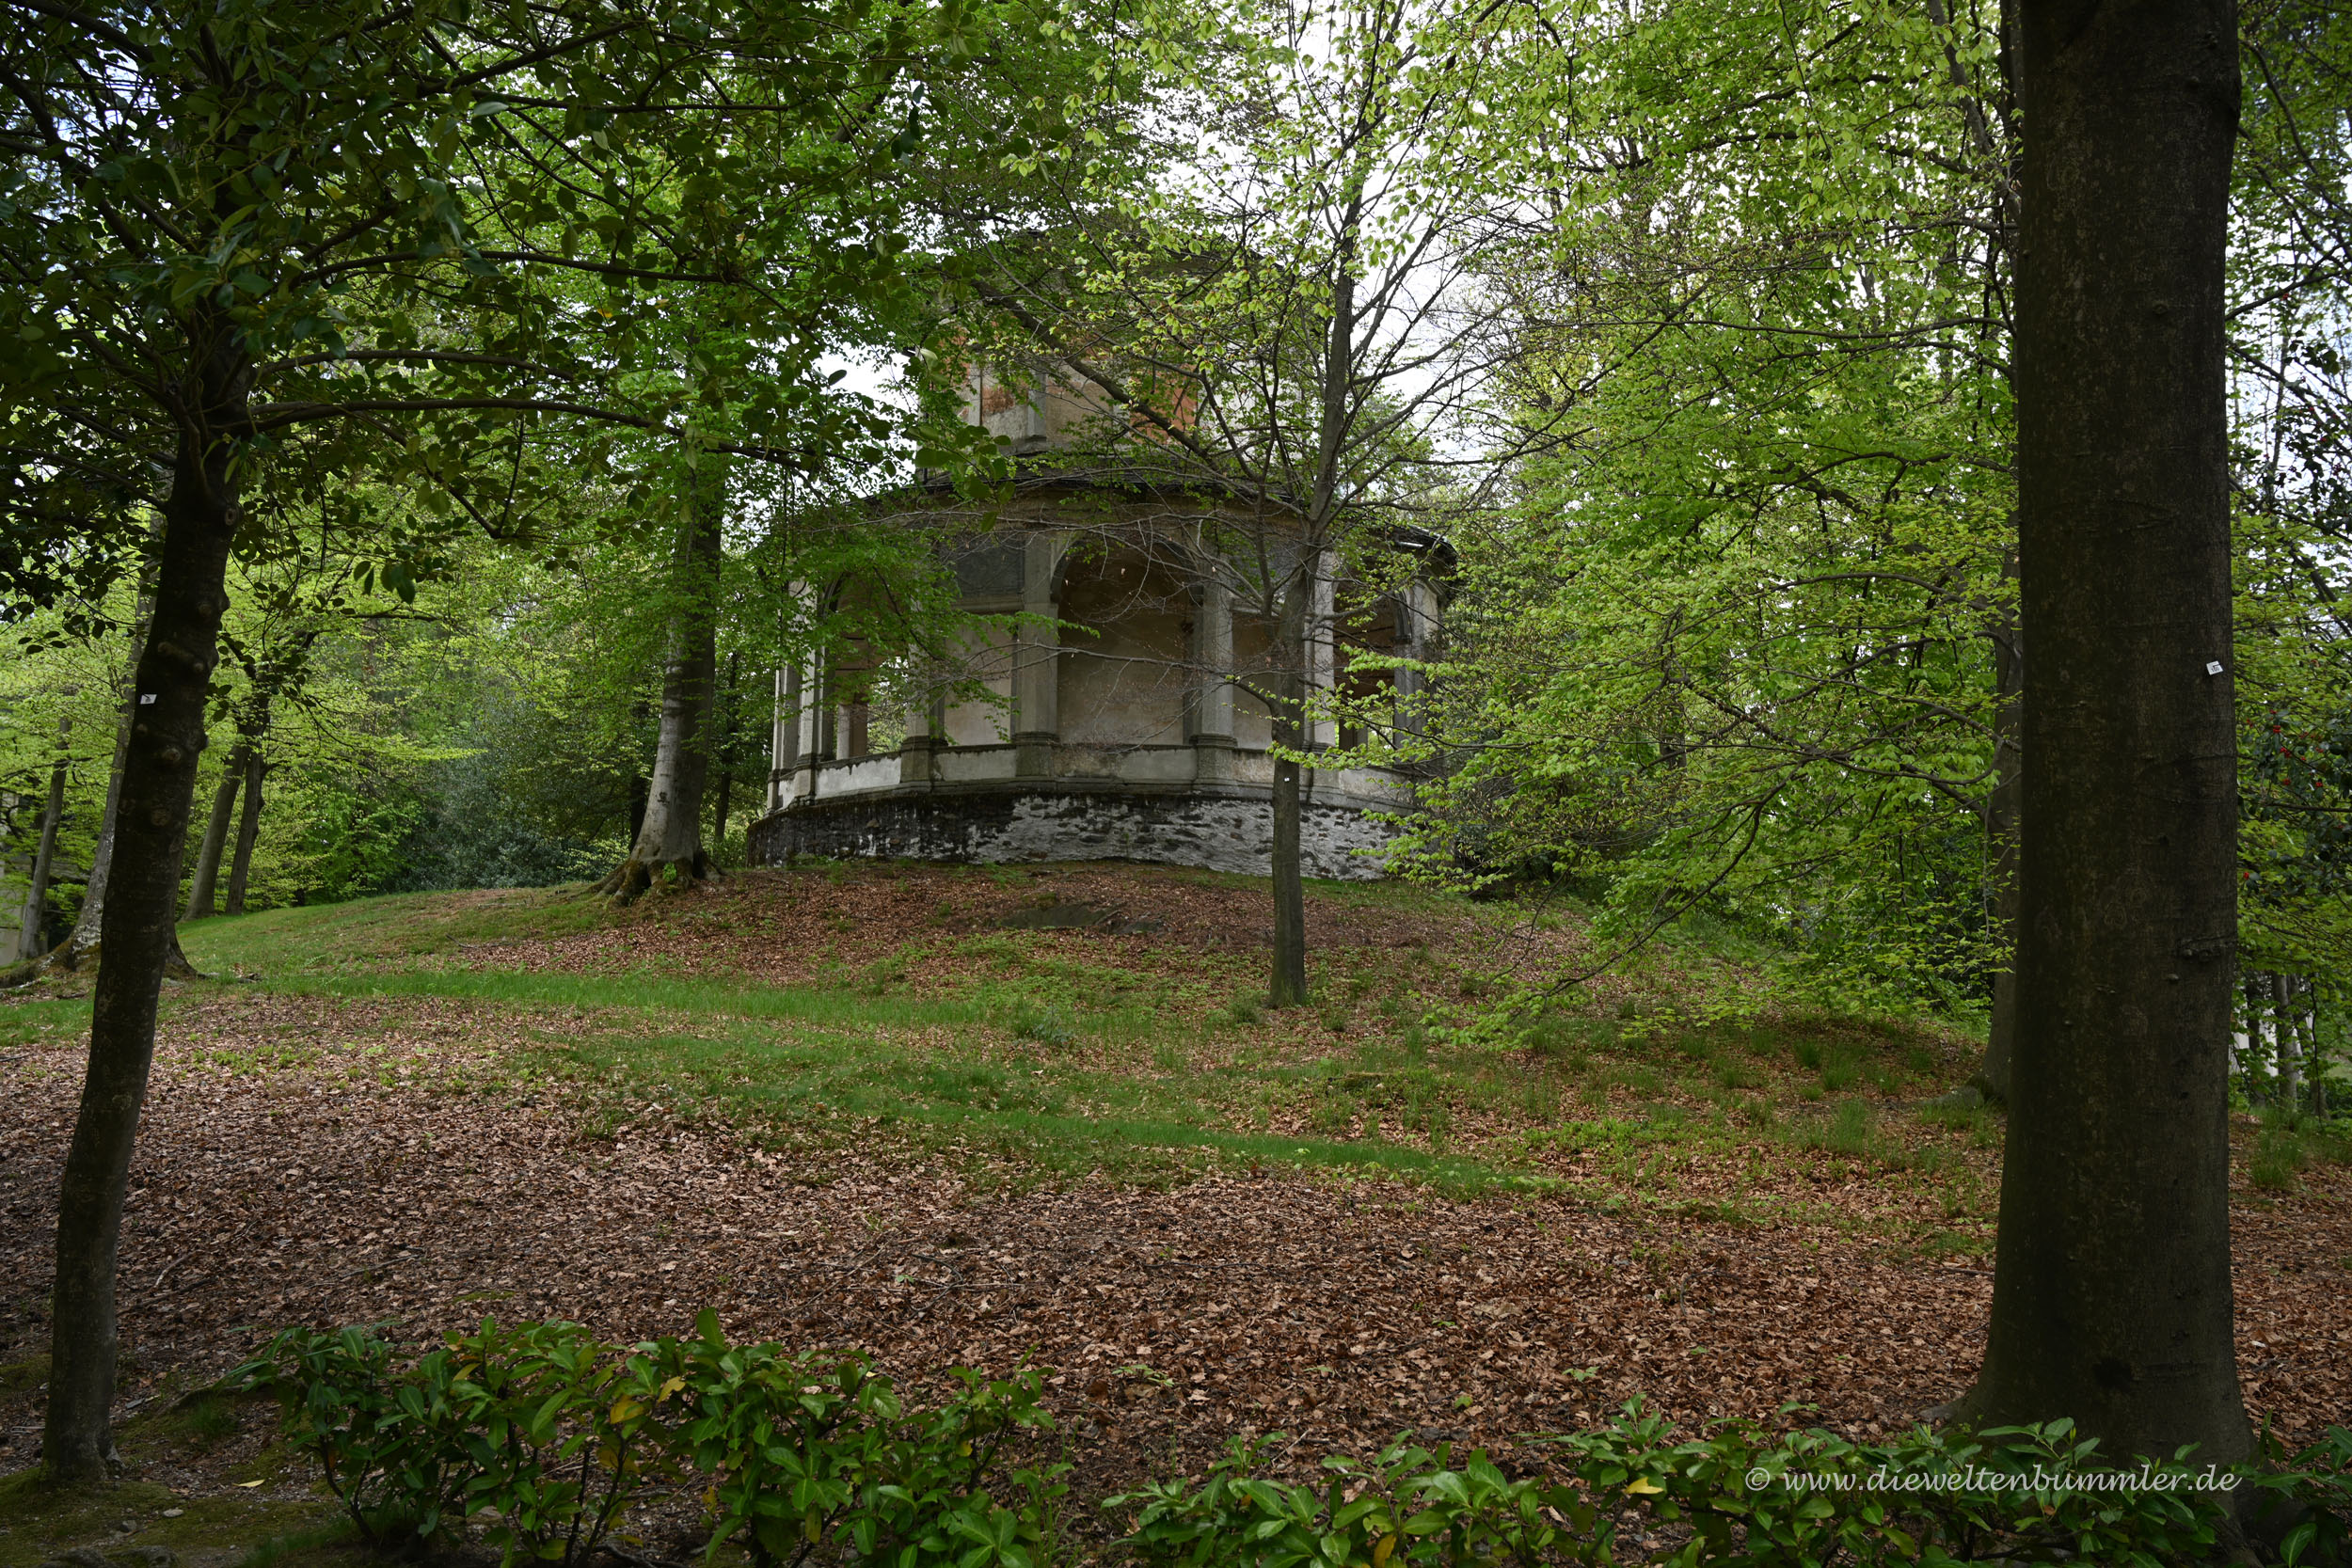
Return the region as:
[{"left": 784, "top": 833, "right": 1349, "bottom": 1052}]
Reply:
[
  {"left": 1972, "top": 554, "right": 2022, "bottom": 1103},
  {"left": 627, "top": 768, "right": 649, "bottom": 846},
  {"left": 17, "top": 737, "right": 69, "bottom": 962},
  {"left": 1269, "top": 578, "right": 1310, "bottom": 1007},
  {"left": 44, "top": 335, "right": 246, "bottom": 1485},
  {"left": 600, "top": 471, "right": 725, "bottom": 903},
  {"left": 181, "top": 740, "right": 246, "bottom": 923},
  {"left": 223, "top": 748, "right": 265, "bottom": 915},
  {"left": 1963, "top": 0, "right": 2246, "bottom": 1475}
]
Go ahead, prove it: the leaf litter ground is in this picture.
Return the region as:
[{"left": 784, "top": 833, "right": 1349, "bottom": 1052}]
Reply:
[{"left": 0, "top": 863, "right": 2344, "bottom": 1562}]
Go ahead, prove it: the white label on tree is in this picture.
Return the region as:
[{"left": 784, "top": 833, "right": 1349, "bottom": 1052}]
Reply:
[
  {"left": 138, "top": 693, "right": 156, "bottom": 704},
  {"left": 2204, "top": 661, "right": 2224, "bottom": 675}
]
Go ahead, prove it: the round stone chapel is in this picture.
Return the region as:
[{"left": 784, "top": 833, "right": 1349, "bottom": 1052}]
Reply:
[{"left": 744, "top": 363, "right": 1444, "bottom": 879}]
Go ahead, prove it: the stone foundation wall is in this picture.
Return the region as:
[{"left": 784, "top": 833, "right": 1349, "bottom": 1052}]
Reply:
[{"left": 746, "top": 784, "right": 1399, "bottom": 879}]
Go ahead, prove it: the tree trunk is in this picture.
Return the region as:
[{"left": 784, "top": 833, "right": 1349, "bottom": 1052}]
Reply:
[
  {"left": 710, "top": 648, "right": 739, "bottom": 861},
  {"left": 181, "top": 740, "right": 246, "bottom": 923},
  {"left": 48, "top": 539, "right": 162, "bottom": 974},
  {"left": 1972, "top": 549, "right": 2023, "bottom": 1103},
  {"left": 2311, "top": 986, "right": 2328, "bottom": 1119},
  {"left": 17, "top": 733, "right": 69, "bottom": 962},
  {"left": 1962, "top": 0, "right": 2247, "bottom": 1475},
  {"left": 601, "top": 467, "right": 725, "bottom": 903},
  {"left": 1269, "top": 577, "right": 1309, "bottom": 1007},
  {"left": 627, "top": 768, "right": 649, "bottom": 846},
  {"left": 45, "top": 328, "right": 247, "bottom": 1485},
  {"left": 2241, "top": 972, "right": 2267, "bottom": 1097},
  {"left": 2270, "top": 973, "right": 2295, "bottom": 1108},
  {"left": 224, "top": 747, "right": 266, "bottom": 916}
]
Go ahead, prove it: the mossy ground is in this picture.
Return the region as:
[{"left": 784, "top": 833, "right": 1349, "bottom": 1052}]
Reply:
[{"left": 0, "top": 1385, "right": 342, "bottom": 1568}]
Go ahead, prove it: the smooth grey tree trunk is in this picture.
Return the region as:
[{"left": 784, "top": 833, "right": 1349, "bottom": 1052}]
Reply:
[
  {"left": 16, "top": 729, "right": 69, "bottom": 962},
  {"left": 600, "top": 469, "right": 725, "bottom": 903},
  {"left": 182, "top": 741, "right": 246, "bottom": 922},
  {"left": 224, "top": 747, "right": 265, "bottom": 915},
  {"left": 1963, "top": 0, "right": 2248, "bottom": 1478},
  {"left": 2274, "top": 973, "right": 2300, "bottom": 1107},
  {"left": 45, "top": 319, "right": 246, "bottom": 1485}
]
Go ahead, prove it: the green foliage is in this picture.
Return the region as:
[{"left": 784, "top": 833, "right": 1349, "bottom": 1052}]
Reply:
[
  {"left": 433, "top": 1320, "right": 667, "bottom": 1566},
  {"left": 1375, "top": 0, "right": 2018, "bottom": 1022},
  {"left": 647, "top": 1308, "right": 1065, "bottom": 1568},
  {"left": 1549, "top": 1406, "right": 2236, "bottom": 1566},
  {"left": 235, "top": 1319, "right": 666, "bottom": 1563},
  {"left": 1109, "top": 1405, "right": 2352, "bottom": 1566},
  {"left": 236, "top": 1312, "right": 1066, "bottom": 1568},
  {"left": 1111, "top": 1433, "right": 1604, "bottom": 1567},
  {"left": 233, "top": 1323, "right": 468, "bottom": 1546},
  {"left": 1009, "top": 1001, "right": 1077, "bottom": 1049},
  {"left": 2254, "top": 1424, "right": 2352, "bottom": 1567},
  {"left": 275, "top": 781, "right": 429, "bottom": 906}
]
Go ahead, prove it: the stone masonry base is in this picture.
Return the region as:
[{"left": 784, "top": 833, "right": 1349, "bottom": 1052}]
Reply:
[{"left": 746, "top": 784, "right": 1399, "bottom": 880}]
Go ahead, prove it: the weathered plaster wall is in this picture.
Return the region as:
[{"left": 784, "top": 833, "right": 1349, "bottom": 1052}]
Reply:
[
  {"left": 942, "top": 621, "right": 1014, "bottom": 747},
  {"left": 1058, "top": 592, "right": 1192, "bottom": 747},
  {"left": 1230, "top": 618, "right": 1275, "bottom": 747},
  {"left": 749, "top": 785, "right": 1398, "bottom": 879}
]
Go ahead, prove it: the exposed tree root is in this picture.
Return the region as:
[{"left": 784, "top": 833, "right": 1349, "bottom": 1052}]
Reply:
[
  {"left": 596, "top": 852, "right": 716, "bottom": 906},
  {"left": 38, "top": 934, "right": 203, "bottom": 982}
]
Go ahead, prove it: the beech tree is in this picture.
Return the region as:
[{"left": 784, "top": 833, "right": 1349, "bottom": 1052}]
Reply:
[
  {"left": 600, "top": 439, "right": 734, "bottom": 897},
  {"left": 0, "top": 0, "right": 978, "bottom": 1485},
  {"left": 1377, "top": 0, "right": 2020, "bottom": 1037},
  {"left": 1960, "top": 0, "right": 2249, "bottom": 1469},
  {"left": 973, "top": 0, "right": 1519, "bottom": 1005}
]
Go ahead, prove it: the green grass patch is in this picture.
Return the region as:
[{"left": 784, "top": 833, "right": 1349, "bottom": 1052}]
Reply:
[
  {"left": 152, "top": 876, "right": 1990, "bottom": 1218},
  {"left": 271, "top": 967, "right": 995, "bottom": 1033},
  {"left": 0, "top": 997, "right": 92, "bottom": 1049}
]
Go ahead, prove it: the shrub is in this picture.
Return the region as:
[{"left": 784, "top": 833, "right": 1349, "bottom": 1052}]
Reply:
[
  {"left": 245, "top": 1313, "right": 1063, "bottom": 1568},
  {"left": 236, "top": 1320, "right": 668, "bottom": 1564},
  {"left": 1010, "top": 1002, "right": 1076, "bottom": 1048},
  {"left": 1112, "top": 1406, "right": 2332, "bottom": 1567},
  {"left": 1548, "top": 1404, "right": 2233, "bottom": 1565},
  {"left": 434, "top": 1319, "right": 667, "bottom": 1566},
  {"left": 240, "top": 1317, "right": 2352, "bottom": 1568},
  {"left": 1110, "top": 1432, "right": 1606, "bottom": 1567},
  {"left": 2253, "top": 1423, "right": 2352, "bottom": 1566},
  {"left": 234, "top": 1323, "right": 457, "bottom": 1545},
  {"left": 618, "top": 1314, "right": 1068, "bottom": 1568}
]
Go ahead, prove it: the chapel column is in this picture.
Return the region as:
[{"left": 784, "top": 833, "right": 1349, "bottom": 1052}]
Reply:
[
  {"left": 768, "top": 663, "right": 802, "bottom": 812},
  {"left": 1393, "top": 578, "right": 1438, "bottom": 738},
  {"left": 1012, "top": 531, "right": 1064, "bottom": 778},
  {"left": 1190, "top": 562, "right": 1236, "bottom": 784},
  {"left": 899, "top": 674, "right": 944, "bottom": 784},
  {"left": 796, "top": 649, "right": 828, "bottom": 800}
]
